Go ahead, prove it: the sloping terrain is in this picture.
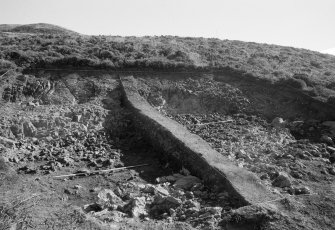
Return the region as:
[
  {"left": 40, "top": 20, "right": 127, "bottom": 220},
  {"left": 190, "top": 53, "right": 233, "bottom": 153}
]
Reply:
[
  {"left": 0, "top": 24, "right": 335, "bottom": 230},
  {"left": 0, "top": 24, "right": 21, "bottom": 32},
  {"left": 136, "top": 74, "right": 335, "bottom": 230},
  {"left": 0, "top": 23, "right": 78, "bottom": 36},
  {"left": 1, "top": 71, "right": 248, "bottom": 230},
  {"left": 0, "top": 25, "right": 335, "bottom": 103},
  {"left": 1, "top": 70, "right": 334, "bottom": 230}
]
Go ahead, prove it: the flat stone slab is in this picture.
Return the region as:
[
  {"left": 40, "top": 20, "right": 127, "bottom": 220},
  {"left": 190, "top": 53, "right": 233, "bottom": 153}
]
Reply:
[{"left": 120, "top": 76, "right": 279, "bottom": 206}]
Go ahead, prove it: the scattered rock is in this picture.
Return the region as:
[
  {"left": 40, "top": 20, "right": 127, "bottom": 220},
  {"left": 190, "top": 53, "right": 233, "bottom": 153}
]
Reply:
[
  {"left": 64, "top": 188, "right": 75, "bottom": 195},
  {"left": 23, "top": 121, "right": 37, "bottom": 137},
  {"left": 271, "top": 117, "right": 286, "bottom": 127},
  {"left": 125, "top": 197, "right": 148, "bottom": 218},
  {"left": 290, "top": 171, "right": 303, "bottom": 179},
  {"left": 97, "top": 189, "right": 123, "bottom": 208},
  {"left": 57, "top": 156, "right": 74, "bottom": 166},
  {"left": 272, "top": 172, "right": 292, "bottom": 188},
  {"left": 260, "top": 174, "right": 269, "bottom": 180},
  {"left": 0, "top": 136, "right": 16, "bottom": 148},
  {"left": 154, "top": 185, "right": 170, "bottom": 196},
  {"left": 74, "top": 185, "right": 83, "bottom": 190},
  {"left": 185, "top": 200, "right": 200, "bottom": 212},
  {"left": 174, "top": 175, "right": 201, "bottom": 190},
  {"left": 152, "top": 194, "right": 183, "bottom": 212},
  {"left": 76, "top": 168, "right": 91, "bottom": 175},
  {"left": 18, "top": 165, "right": 37, "bottom": 174},
  {"left": 320, "top": 135, "right": 333, "bottom": 145},
  {"left": 102, "top": 159, "right": 114, "bottom": 167},
  {"left": 202, "top": 206, "right": 222, "bottom": 216},
  {"left": 84, "top": 203, "right": 103, "bottom": 212},
  {"left": 93, "top": 210, "right": 126, "bottom": 222},
  {"left": 294, "top": 186, "right": 311, "bottom": 195}
]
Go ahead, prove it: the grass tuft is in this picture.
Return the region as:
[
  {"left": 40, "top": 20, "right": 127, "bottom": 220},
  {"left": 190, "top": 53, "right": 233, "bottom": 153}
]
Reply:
[{"left": 0, "top": 194, "right": 37, "bottom": 230}]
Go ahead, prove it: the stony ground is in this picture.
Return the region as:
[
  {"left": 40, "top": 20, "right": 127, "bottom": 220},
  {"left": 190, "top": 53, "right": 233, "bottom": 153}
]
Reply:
[
  {"left": 0, "top": 72, "right": 251, "bottom": 230},
  {"left": 142, "top": 76, "right": 335, "bottom": 230},
  {"left": 168, "top": 113, "right": 335, "bottom": 194},
  {"left": 1, "top": 72, "right": 335, "bottom": 230}
]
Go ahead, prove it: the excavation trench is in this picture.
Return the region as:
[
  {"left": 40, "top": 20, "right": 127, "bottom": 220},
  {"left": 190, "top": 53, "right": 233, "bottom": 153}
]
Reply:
[
  {"left": 119, "top": 72, "right": 335, "bottom": 208},
  {"left": 3, "top": 70, "right": 334, "bottom": 229},
  {"left": 3, "top": 70, "right": 261, "bottom": 229},
  {"left": 120, "top": 76, "right": 279, "bottom": 207}
]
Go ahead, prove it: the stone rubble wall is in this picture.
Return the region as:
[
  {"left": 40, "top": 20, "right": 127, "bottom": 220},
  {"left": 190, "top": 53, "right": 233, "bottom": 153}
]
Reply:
[{"left": 120, "top": 75, "right": 279, "bottom": 207}]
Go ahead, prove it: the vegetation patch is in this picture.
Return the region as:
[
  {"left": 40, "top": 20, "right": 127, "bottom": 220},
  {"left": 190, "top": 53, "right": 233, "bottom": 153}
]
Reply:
[{"left": 0, "top": 28, "right": 335, "bottom": 100}]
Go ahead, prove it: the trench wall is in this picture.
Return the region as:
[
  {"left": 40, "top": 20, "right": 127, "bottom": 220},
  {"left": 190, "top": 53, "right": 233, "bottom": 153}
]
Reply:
[{"left": 120, "top": 75, "right": 279, "bottom": 206}]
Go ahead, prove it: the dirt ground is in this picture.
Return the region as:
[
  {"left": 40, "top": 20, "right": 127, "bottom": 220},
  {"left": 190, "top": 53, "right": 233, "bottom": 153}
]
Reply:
[
  {"left": 139, "top": 75, "right": 335, "bottom": 230},
  {"left": 1, "top": 71, "right": 335, "bottom": 230}
]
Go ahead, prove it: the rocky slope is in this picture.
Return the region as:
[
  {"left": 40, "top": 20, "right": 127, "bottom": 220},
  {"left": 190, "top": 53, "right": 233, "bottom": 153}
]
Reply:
[
  {"left": 1, "top": 70, "right": 334, "bottom": 229},
  {"left": 0, "top": 71, "right": 253, "bottom": 230},
  {"left": 1, "top": 24, "right": 335, "bottom": 230},
  {"left": 138, "top": 75, "right": 335, "bottom": 230}
]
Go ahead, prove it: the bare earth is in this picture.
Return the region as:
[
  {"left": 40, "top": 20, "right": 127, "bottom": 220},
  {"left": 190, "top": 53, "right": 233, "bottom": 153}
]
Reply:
[{"left": 0, "top": 71, "right": 334, "bottom": 230}]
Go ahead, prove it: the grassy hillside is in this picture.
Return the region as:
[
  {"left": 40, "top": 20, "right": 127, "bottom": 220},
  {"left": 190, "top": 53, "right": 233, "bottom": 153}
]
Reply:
[
  {"left": 1, "top": 24, "right": 335, "bottom": 102},
  {"left": 0, "top": 24, "right": 21, "bottom": 31},
  {"left": 0, "top": 23, "right": 78, "bottom": 35}
]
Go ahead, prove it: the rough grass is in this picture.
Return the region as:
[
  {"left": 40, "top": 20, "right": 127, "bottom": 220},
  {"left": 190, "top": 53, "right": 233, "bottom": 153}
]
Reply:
[
  {"left": 1, "top": 27, "right": 335, "bottom": 100},
  {"left": 0, "top": 23, "right": 77, "bottom": 36},
  {"left": 0, "top": 194, "right": 37, "bottom": 230}
]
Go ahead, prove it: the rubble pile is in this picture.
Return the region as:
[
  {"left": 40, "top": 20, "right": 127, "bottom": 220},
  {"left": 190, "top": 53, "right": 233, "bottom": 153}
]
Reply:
[
  {"left": 0, "top": 73, "right": 241, "bottom": 229},
  {"left": 1, "top": 73, "right": 335, "bottom": 229},
  {"left": 1, "top": 104, "right": 128, "bottom": 175},
  {"left": 1, "top": 74, "right": 54, "bottom": 103},
  {"left": 138, "top": 76, "right": 335, "bottom": 199},
  {"left": 164, "top": 112, "right": 335, "bottom": 195},
  {"left": 83, "top": 170, "right": 234, "bottom": 229},
  {"left": 138, "top": 77, "right": 250, "bottom": 114}
]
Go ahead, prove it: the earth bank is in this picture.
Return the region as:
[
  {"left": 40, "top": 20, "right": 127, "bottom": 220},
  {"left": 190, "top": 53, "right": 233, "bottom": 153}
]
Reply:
[{"left": 0, "top": 70, "right": 334, "bottom": 230}]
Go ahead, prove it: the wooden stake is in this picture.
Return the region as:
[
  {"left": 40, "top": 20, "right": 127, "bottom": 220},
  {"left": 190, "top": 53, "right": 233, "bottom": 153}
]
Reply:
[
  {"left": 53, "top": 163, "right": 150, "bottom": 178},
  {"left": 189, "top": 120, "right": 234, "bottom": 126},
  {"left": 0, "top": 69, "right": 11, "bottom": 79}
]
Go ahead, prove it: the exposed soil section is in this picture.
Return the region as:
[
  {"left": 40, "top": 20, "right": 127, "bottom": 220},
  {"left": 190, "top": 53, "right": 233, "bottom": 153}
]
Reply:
[
  {"left": 1, "top": 70, "right": 335, "bottom": 230},
  {"left": 1, "top": 71, "right": 254, "bottom": 230},
  {"left": 130, "top": 72, "right": 335, "bottom": 121},
  {"left": 137, "top": 74, "right": 335, "bottom": 230}
]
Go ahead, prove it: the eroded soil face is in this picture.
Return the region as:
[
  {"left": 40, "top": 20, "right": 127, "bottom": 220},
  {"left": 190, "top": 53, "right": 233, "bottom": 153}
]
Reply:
[
  {"left": 1, "top": 71, "right": 335, "bottom": 230},
  {"left": 139, "top": 75, "right": 335, "bottom": 230},
  {"left": 0, "top": 71, "right": 244, "bottom": 230}
]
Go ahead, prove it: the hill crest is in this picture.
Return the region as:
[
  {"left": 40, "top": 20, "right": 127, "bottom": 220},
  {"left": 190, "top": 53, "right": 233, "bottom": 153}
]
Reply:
[{"left": 0, "top": 23, "right": 78, "bottom": 35}]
